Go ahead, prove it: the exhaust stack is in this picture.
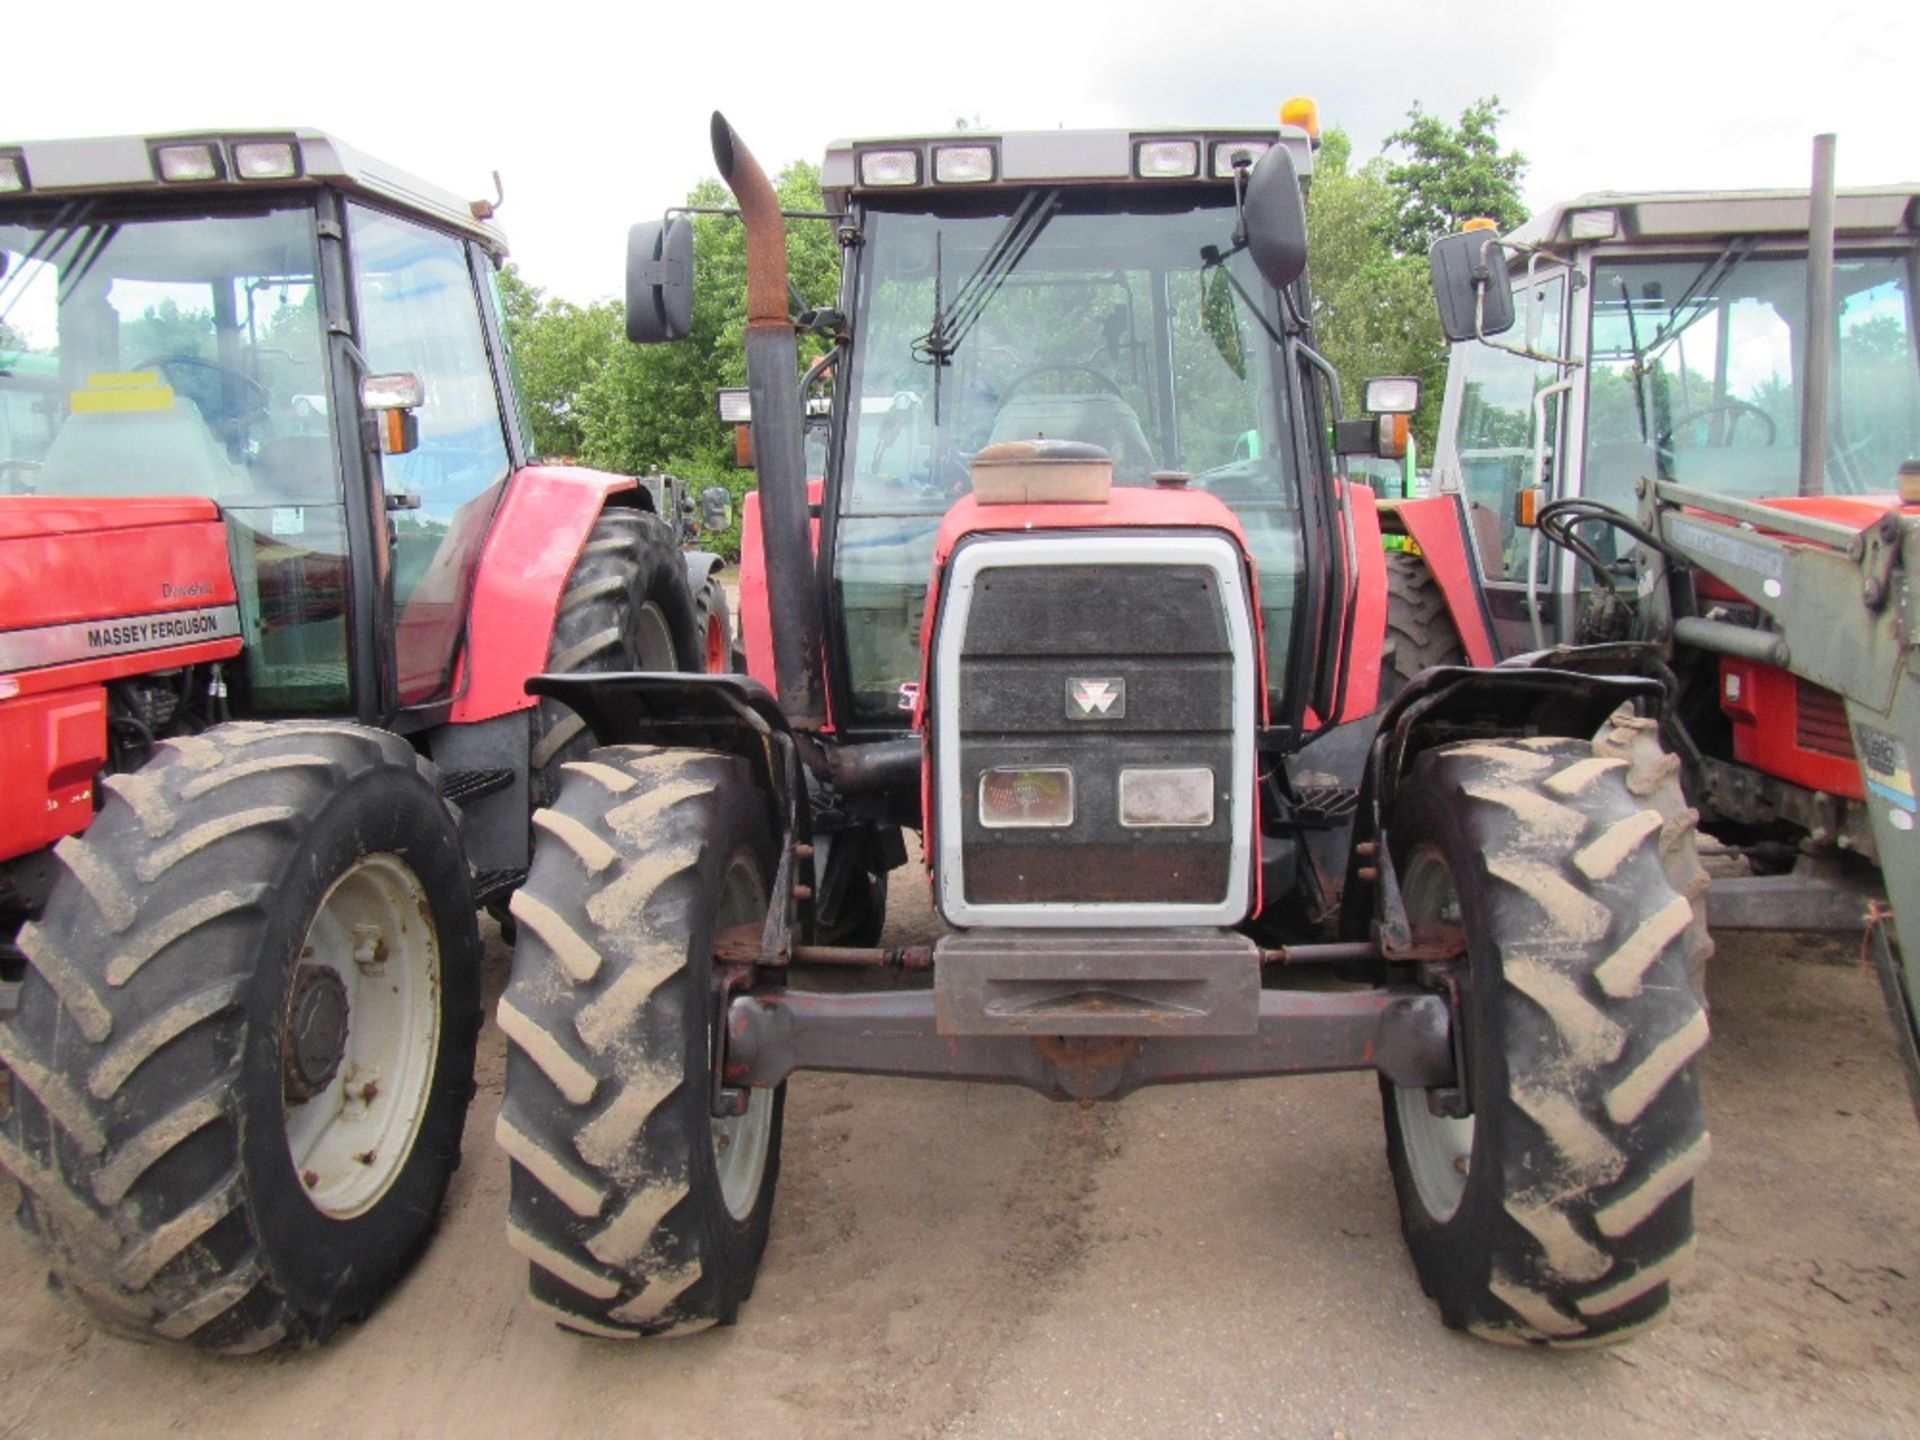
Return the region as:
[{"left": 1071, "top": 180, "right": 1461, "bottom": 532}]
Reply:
[{"left": 712, "top": 112, "right": 827, "bottom": 726}]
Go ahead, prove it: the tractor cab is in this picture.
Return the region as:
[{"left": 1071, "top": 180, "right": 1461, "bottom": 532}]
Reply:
[
  {"left": 0, "top": 130, "right": 532, "bottom": 718},
  {"left": 1429, "top": 185, "right": 1920, "bottom": 652}
]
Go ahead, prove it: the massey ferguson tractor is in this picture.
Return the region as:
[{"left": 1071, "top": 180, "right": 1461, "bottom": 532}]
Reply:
[
  {"left": 494, "top": 105, "right": 1714, "bottom": 1350},
  {"left": 1418, "top": 148, "right": 1918, "bottom": 1110},
  {"left": 0, "top": 128, "right": 730, "bottom": 1351}
]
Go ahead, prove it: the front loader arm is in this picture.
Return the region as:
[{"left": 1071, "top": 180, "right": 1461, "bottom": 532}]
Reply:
[{"left": 1644, "top": 478, "right": 1920, "bottom": 1113}]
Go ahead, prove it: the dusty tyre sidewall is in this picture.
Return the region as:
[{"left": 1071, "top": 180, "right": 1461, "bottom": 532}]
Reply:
[
  {"left": 1381, "top": 742, "right": 1705, "bottom": 1339},
  {"left": 674, "top": 786, "right": 784, "bottom": 1316},
  {"left": 236, "top": 763, "right": 481, "bottom": 1328},
  {"left": 1381, "top": 773, "right": 1524, "bottom": 1315}
]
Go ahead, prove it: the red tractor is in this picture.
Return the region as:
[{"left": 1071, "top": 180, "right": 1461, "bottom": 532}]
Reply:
[
  {"left": 1420, "top": 155, "right": 1919, "bottom": 1111},
  {"left": 494, "top": 107, "right": 1712, "bottom": 1349},
  {"left": 0, "top": 129, "right": 729, "bottom": 1350}
]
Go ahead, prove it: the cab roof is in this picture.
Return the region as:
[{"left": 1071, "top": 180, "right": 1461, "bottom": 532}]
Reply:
[
  {"left": 1507, "top": 185, "right": 1920, "bottom": 248},
  {"left": 0, "top": 127, "right": 507, "bottom": 255},
  {"left": 821, "top": 125, "right": 1315, "bottom": 207}
]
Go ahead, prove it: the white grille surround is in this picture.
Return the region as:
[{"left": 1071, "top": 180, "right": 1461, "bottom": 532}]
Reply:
[{"left": 931, "top": 532, "right": 1258, "bottom": 928}]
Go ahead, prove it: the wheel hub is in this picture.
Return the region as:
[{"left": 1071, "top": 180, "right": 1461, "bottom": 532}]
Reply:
[{"left": 284, "top": 963, "right": 351, "bottom": 1103}]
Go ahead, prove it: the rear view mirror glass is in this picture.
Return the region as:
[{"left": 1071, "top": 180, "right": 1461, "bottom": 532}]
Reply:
[
  {"left": 626, "top": 215, "right": 694, "bottom": 344},
  {"left": 1241, "top": 145, "right": 1307, "bottom": 293},
  {"left": 1429, "top": 230, "right": 1515, "bottom": 342}
]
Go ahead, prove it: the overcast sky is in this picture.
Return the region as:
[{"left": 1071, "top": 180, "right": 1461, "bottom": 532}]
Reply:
[{"left": 8, "top": 0, "right": 1913, "bottom": 302}]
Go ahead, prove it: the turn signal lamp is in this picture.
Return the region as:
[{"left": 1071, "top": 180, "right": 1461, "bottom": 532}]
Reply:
[
  {"left": 0, "top": 153, "right": 26, "bottom": 194},
  {"left": 859, "top": 149, "right": 920, "bottom": 186},
  {"left": 933, "top": 144, "right": 994, "bottom": 183},
  {"left": 1514, "top": 486, "right": 1544, "bottom": 529},
  {"left": 154, "top": 142, "right": 222, "bottom": 183},
  {"left": 233, "top": 140, "right": 299, "bottom": 180},
  {"left": 1376, "top": 413, "right": 1410, "bottom": 461},
  {"left": 1137, "top": 140, "right": 1200, "bottom": 178},
  {"left": 1280, "top": 95, "right": 1321, "bottom": 141}
]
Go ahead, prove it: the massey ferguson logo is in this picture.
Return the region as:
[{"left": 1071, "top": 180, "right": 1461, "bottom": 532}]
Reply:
[{"left": 1067, "top": 677, "right": 1125, "bottom": 719}]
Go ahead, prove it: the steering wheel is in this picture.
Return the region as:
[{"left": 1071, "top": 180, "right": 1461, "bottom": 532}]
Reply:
[
  {"left": 1657, "top": 399, "right": 1777, "bottom": 450},
  {"left": 135, "top": 353, "right": 271, "bottom": 428},
  {"left": 995, "top": 362, "right": 1125, "bottom": 406}
]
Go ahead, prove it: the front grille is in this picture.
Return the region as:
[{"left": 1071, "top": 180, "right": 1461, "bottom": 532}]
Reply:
[
  {"left": 934, "top": 534, "right": 1252, "bottom": 922},
  {"left": 1795, "top": 678, "right": 1854, "bottom": 759}
]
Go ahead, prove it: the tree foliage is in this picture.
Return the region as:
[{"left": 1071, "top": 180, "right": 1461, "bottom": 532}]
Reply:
[{"left": 1381, "top": 97, "right": 1528, "bottom": 258}]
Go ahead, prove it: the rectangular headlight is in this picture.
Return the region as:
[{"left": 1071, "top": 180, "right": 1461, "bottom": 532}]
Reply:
[
  {"left": 0, "top": 153, "right": 27, "bottom": 194},
  {"left": 232, "top": 140, "right": 299, "bottom": 180},
  {"left": 1136, "top": 140, "right": 1199, "bottom": 178},
  {"left": 978, "top": 767, "right": 1074, "bottom": 828},
  {"left": 859, "top": 148, "right": 921, "bottom": 186},
  {"left": 1118, "top": 767, "right": 1215, "bottom": 828},
  {"left": 933, "top": 144, "right": 994, "bottom": 183},
  {"left": 715, "top": 387, "right": 752, "bottom": 424},
  {"left": 1212, "top": 141, "right": 1270, "bottom": 177},
  {"left": 154, "top": 142, "right": 223, "bottom": 183}
]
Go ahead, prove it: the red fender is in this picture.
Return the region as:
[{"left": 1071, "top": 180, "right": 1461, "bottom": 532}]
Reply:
[
  {"left": 1392, "top": 494, "right": 1499, "bottom": 666},
  {"left": 450, "top": 466, "right": 637, "bottom": 724},
  {"left": 1333, "top": 481, "right": 1388, "bottom": 723}
]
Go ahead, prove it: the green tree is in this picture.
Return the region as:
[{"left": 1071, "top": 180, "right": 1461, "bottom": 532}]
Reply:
[
  {"left": 1381, "top": 97, "right": 1527, "bottom": 257},
  {"left": 497, "top": 263, "right": 622, "bottom": 460},
  {"left": 1306, "top": 127, "right": 1448, "bottom": 448}
]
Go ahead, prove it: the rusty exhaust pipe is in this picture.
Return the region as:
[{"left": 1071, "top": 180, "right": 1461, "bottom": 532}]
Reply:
[{"left": 712, "top": 111, "right": 827, "bottom": 726}]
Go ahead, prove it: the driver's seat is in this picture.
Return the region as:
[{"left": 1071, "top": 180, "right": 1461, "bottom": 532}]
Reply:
[
  {"left": 36, "top": 398, "right": 246, "bottom": 501},
  {"left": 988, "top": 394, "right": 1156, "bottom": 483}
]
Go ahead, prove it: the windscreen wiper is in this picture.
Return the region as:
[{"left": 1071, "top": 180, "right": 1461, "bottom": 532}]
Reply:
[{"left": 911, "top": 188, "right": 1061, "bottom": 369}]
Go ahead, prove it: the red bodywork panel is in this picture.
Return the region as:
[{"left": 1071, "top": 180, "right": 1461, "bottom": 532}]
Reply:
[
  {"left": 1, "top": 495, "right": 244, "bottom": 860},
  {"left": 1333, "top": 481, "right": 1388, "bottom": 723},
  {"left": 736, "top": 479, "right": 826, "bottom": 710},
  {"left": 1393, "top": 494, "right": 1499, "bottom": 665},
  {"left": 917, "top": 486, "right": 1267, "bottom": 915},
  {"left": 449, "top": 466, "right": 636, "bottom": 724}
]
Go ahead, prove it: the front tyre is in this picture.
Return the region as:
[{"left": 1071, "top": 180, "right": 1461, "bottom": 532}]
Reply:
[
  {"left": 0, "top": 723, "right": 481, "bottom": 1352},
  {"left": 497, "top": 746, "right": 782, "bottom": 1338},
  {"left": 1383, "top": 728, "right": 1712, "bottom": 1346}
]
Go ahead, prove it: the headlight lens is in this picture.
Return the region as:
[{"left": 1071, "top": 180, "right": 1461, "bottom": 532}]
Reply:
[
  {"left": 978, "top": 767, "right": 1074, "bottom": 828},
  {"left": 1118, "top": 766, "right": 1215, "bottom": 827}
]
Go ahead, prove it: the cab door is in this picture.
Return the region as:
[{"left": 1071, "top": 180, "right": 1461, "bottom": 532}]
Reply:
[
  {"left": 1429, "top": 266, "right": 1574, "bottom": 655},
  {"left": 345, "top": 205, "right": 514, "bottom": 707}
]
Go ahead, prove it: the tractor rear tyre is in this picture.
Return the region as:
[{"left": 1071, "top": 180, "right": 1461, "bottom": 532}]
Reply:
[
  {"left": 0, "top": 722, "right": 481, "bottom": 1352},
  {"left": 497, "top": 745, "right": 782, "bottom": 1338},
  {"left": 1382, "top": 723, "right": 1712, "bottom": 1346},
  {"left": 1380, "top": 551, "right": 1468, "bottom": 699},
  {"left": 530, "top": 509, "right": 701, "bottom": 808},
  {"left": 693, "top": 572, "right": 733, "bottom": 674}
]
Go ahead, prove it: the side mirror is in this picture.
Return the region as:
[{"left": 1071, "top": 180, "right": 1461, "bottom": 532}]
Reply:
[
  {"left": 699, "top": 484, "right": 733, "bottom": 532},
  {"left": 1241, "top": 145, "right": 1308, "bottom": 293},
  {"left": 360, "top": 372, "right": 423, "bottom": 456},
  {"left": 1429, "top": 230, "right": 1515, "bottom": 342},
  {"left": 626, "top": 215, "right": 694, "bottom": 344}
]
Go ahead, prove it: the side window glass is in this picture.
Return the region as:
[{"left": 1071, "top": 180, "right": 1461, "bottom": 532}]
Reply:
[
  {"left": 1449, "top": 272, "right": 1564, "bottom": 582},
  {"left": 349, "top": 205, "right": 510, "bottom": 704},
  {"left": 481, "top": 257, "right": 536, "bottom": 459}
]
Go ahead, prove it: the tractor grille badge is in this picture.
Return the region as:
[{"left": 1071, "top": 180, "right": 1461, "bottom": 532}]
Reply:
[{"left": 1067, "top": 677, "right": 1125, "bottom": 719}]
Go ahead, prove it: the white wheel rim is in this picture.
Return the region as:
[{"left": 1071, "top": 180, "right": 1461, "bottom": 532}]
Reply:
[
  {"left": 282, "top": 852, "right": 442, "bottom": 1219},
  {"left": 1394, "top": 844, "right": 1474, "bottom": 1222},
  {"left": 710, "top": 853, "right": 772, "bottom": 1222},
  {"left": 634, "top": 600, "right": 677, "bottom": 670}
]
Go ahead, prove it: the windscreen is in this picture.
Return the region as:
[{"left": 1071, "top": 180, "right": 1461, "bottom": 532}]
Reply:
[
  {"left": 1584, "top": 250, "right": 1920, "bottom": 508},
  {"left": 0, "top": 201, "right": 350, "bottom": 709},
  {"left": 834, "top": 190, "right": 1305, "bottom": 721}
]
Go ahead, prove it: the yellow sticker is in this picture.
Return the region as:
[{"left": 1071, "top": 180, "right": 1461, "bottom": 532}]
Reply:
[{"left": 72, "top": 371, "right": 175, "bottom": 413}]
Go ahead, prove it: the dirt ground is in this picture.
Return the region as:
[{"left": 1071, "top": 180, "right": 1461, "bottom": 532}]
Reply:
[{"left": 3, "top": 853, "right": 1917, "bottom": 1439}]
